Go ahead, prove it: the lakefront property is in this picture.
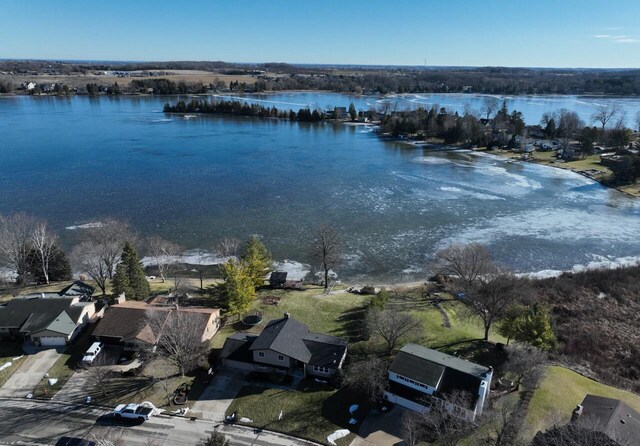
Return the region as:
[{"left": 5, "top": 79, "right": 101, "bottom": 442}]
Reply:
[
  {"left": 220, "top": 314, "right": 348, "bottom": 378},
  {"left": 3, "top": 2, "right": 640, "bottom": 445}
]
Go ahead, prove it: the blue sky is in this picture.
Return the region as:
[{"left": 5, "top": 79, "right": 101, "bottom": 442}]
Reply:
[{"left": 1, "top": 0, "right": 639, "bottom": 68}]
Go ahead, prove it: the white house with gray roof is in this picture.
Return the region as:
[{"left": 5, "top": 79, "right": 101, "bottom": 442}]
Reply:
[{"left": 384, "top": 344, "right": 493, "bottom": 421}]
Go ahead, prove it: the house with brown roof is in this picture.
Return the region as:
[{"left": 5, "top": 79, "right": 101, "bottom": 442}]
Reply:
[
  {"left": 92, "top": 300, "right": 221, "bottom": 351},
  {"left": 220, "top": 313, "right": 347, "bottom": 379}
]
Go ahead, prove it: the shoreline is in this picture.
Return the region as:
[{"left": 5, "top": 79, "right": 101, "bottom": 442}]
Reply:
[{"left": 384, "top": 136, "right": 640, "bottom": 198}]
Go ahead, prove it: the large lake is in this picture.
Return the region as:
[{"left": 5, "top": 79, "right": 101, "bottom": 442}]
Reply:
[{"left": 1, "top": 93, "right": 639, "bottom": 282}]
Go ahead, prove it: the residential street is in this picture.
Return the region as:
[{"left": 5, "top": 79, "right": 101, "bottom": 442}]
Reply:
[
  {"left": 0, "top": 398, "right": 321, "bottom": 446},
  {"left": 0, "top": 350, "right": 60, "bottom": 398}
]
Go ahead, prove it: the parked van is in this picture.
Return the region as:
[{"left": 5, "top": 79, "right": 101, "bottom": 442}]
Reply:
[{"left": 82, "top": 342, "right": 104, "bottom": 364}]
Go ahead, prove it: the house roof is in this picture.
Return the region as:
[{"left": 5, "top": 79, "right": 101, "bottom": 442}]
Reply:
[
  {"left": 249, "top": 316, "right": 312, "bottom": 363},
  {"left": 389, "top": 344, "right": 490, "bottom": 400},
  {"left": 303, "top": 333, "right": 348, "bottom": 367},
  {"left": 579, "top": 394, "right": 640, "bottom": 446},
  {"left": 59, "top": 281, "right": 95, "bottom": 297},
  {"left": 220, "top": 332, "right": 258, "bottom": 362},
  {"left": 0, "top": 297, "right": 81, "bottom": 335},
  {"left": 92, "top": 301, "right": 219, "bottom": 345},
  {"left": 35, "top": 311, "right": 77, "bottom": 336},
  {"left": 246, "top": 316, "right": 348, "bottom": 367}
]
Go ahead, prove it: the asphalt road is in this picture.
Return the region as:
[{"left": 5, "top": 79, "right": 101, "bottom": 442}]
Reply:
[{"left": 0, "top": 399, "right": 320, "bottom": 446}]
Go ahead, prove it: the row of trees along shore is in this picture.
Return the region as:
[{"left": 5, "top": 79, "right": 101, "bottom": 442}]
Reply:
[{"left": 163, "top": 99, "right": 326, "bottom": 122}]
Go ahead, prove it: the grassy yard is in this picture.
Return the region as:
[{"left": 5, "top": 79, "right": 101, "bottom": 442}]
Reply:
[
  {"left": 521, "top": 366, "right": 640, "bottom": 442},
  {"left": 0, "top": 342, "right": 27, "bottom": 388},
  {"left": 226, "top": 380, "right": 368, "bottom": 446},
  {"left": 211, "top": 286, "right": 369, "bottom": 351}
]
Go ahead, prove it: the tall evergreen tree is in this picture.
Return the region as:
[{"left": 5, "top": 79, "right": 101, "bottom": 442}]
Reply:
[
  {"left": 112, "top": 241, "right": 150, "bottom": 300},
  {"left": 348, "top": 102, "right": 357, "bottom": 121},
  {"left": 221, "top": 259, "right": 255, "bottom": 319},
  {"left": 241, "top": 236, "right": 272, "bottom": 289}
]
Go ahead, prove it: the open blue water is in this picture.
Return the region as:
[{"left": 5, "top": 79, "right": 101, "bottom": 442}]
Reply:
[{"left": 0, "top": 94, "right": 639, "bottom": 282}]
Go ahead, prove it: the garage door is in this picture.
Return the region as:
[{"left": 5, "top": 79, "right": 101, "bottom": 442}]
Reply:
[{"left": 38, "top": 336, "right": 67, "bottom": 346}]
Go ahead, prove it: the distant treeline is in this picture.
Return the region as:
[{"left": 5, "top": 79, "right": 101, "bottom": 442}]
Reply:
[
  {"left": 3, "top": 60, "right": 640, "bottom": 95},
  {"left": 163, "top": 99, "right": 326, "bottom": 122}
]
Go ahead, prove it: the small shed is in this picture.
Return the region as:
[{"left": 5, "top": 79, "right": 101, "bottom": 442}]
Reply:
[{"left": 269, "top": 271, "right": 288, "bottom": 288}]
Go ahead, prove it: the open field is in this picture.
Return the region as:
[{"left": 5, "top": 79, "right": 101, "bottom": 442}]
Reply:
[
  {"left": 521, "top": 365, "right": 640, "bottom": 442},
  {"left": 0, "top": 70, "right": 258, "bottom": 91}
]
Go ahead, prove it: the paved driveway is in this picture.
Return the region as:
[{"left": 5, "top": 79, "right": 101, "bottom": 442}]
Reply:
[
  {"left": 0, "top": 349, "right": 61, "bottom": 397},
  {"left": 190, "top": 368, "right": 248, "bottom": 422}
]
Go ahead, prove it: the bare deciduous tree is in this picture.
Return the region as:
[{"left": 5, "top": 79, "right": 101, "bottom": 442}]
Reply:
[
  {"left": 310, "top": 225, "right": 342, "bottom": 290},
  {"left": 85, "top": 219, "right": 135, "bottom": 279},
  {"left": 344, "top": 357, "right": 389, "bottom": 404},
  {"left": 591, "top": 103, "right": 622, "bottom": 131},
  {"left": 71, "top": 241, "right": 110, "bottom": 295},
  {"left": 192, "top": 248, "right": 209, "bottom": 293},
  {"left": 147, "top": 236, "right": 182, "bottom": 283},
  {"left": 462, "top": 269, "right": 530, "bottom": 341},
  {"left": 31, "top": 222, "right": 58, "bottom": 284},
  {"left": 365, "top": 309, "right": 422, "bottom": 355},
  {"left": 435, "top": 243, "right": 496, "bottom": 286},
  {"left": 215, "top": 238, "right": 240, "bottom": 259},
  {"left": 481, "top": 97, "right": 499, "bottom": 120},
  {"left": 503, "top": 345, "right": 548, "bottom": 389},
  {"left": 146, "top": 309, "right": 208, "bottom": 376},
  {"left": 0, "top": 213, "right": 38, "bottom": 282},
  {"left": 420, "top": 391, "right": 477, "bottom": 446},
  {"left": 400, "top": 410, "right": 425, "bottom": 446},
  {"left": 482, "top": 395, "right": 519, "bottom": 446},
  {"left": 85, "top": 354, "right": 113, "bottom": 397}
]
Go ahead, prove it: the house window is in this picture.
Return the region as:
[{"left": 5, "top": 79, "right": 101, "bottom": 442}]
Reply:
[
  {"left": 278, "top": 355, "right": 285, "bottom": 361},
  {"left": 313, "top": 365, "right": 331, "bottom": 374},
  {"left": 258, "top": 352, "right": 265, "bottom": 358}
]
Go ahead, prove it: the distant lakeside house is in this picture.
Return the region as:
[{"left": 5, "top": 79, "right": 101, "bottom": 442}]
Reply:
[
  {"left": 92, "top": 299, "right": 221, "bottom": 351},
  {"left": 384, "top": 344, "right": 493, "bottom": 421},
  {"left": 0, "top": 281, "right": 97, "bottom": 347},
  {"left": 220, "top": 314, "right": 348, "bottom": 379}
]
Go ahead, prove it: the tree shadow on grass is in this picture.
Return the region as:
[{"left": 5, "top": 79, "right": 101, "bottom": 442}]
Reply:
[{"left": 333, "top": 304, "right": 368, "bottom": 342}]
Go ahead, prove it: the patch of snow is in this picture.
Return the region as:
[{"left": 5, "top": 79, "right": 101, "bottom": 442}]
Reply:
[
  {"left": 240, "top": 417, "right": 254, "bottom": 423},
  {"left": 269, "top": 259, "right": 311, "bottom": 281},
  {"left": 65, "top": 222, "right": 104, "bottom": 230},
  {"left": 327, "top": 429, "right": 350, "bottom": 445},
  {"left": 48, "top": 378, "right": 58, "bottom": 386},
  {"left": 0, "top": 362, "right": 12, "bottom": 372}
]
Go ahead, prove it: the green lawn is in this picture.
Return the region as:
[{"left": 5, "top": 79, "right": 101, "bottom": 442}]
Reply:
[
  {"left": 522, "top": 366, "right": 640, "bottom": 442},
  {"left": 211, "top": 287, "right": 369, "bottom": 351},
  {"left": 0, "top": 342, "right": 27, "bottom": 388},
  {"left": 226, "top": 381, "right": 368, "bottom": 446}
]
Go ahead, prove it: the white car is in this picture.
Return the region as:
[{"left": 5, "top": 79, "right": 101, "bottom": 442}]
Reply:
[
  {"left": 113, "top": 403, "right": 155, "bottom": 421},
  {"left": 82, "top": 342, "right": 103, "bottom": 364}
]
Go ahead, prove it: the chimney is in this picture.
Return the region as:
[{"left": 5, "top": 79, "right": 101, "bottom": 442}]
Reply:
[
  {"left": 284, "top": 312, "right": 290, "bottom": 319},
  {"left": 571, "top": 405, "right": 583, "bottom": 422}
]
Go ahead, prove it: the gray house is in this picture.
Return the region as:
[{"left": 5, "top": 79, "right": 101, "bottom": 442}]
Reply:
[{"left": 220, "top": 314, "right": 347, "bottom": 378}]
